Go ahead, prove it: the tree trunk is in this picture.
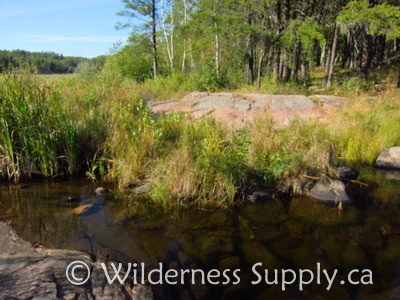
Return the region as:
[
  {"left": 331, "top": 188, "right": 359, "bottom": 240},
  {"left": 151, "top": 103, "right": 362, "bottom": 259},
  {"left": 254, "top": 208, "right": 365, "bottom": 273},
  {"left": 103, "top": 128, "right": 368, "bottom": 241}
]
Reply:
[
  {"left": 215, "top": 32, "right": 220, "bottom": 76},
  {"left": 326, "top": 24, "right": 339, "bottom": 87},
  {"left": 281, "top": 51, "right": 289, "bottom": 80},
  {"left": 361, "top": 30, "right": 372, "bottom": 81},
  {"left": 246, "top": 35, "right": 254, "bottom": 85},
  {"left": 161, "top": 0, "right": 173, "bottom": 71},
  {"left": 300, "top": 56, "right": 307, "bottom": 81},
  {"left": 151, "top": 0, "right": 157, "bottom": 80},
  {"left": 182, "top": 0, "right": 188, "bottom": 73},
  {"left": 273, "top": 46, "right": 280, "bottom": 79},
  {"left": 257, "top": 44, "right": 267, "bottom": 89},
  {"left": 291, "top": 40, "right": 301, "bottom": 80},
  {"left": 341, "top": 31, "right": 351, "bottom": 69}
]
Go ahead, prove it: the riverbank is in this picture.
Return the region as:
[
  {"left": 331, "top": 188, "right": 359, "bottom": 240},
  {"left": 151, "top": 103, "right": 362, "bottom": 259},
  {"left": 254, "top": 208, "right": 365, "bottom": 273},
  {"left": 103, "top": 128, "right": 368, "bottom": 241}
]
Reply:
[
  {"left": 1, "top": 71, "right": 400, "bottom": 207},
  {"left": 0, "top": 221, "right": 151, "bottom": 299}
]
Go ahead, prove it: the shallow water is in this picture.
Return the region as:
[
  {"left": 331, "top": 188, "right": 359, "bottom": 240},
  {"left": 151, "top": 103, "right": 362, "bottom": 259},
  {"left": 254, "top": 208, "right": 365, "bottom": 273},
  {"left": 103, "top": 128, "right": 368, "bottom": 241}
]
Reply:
[{"left": 1, "top": 170, "right": 400, "bottom": 299}]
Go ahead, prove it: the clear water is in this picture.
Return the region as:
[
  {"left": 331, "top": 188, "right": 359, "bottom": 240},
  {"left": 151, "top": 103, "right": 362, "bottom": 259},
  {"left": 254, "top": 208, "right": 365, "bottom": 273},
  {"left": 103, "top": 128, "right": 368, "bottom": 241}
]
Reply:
[{"left": 1, "top": 170, "right": 400, "bottom": 299}]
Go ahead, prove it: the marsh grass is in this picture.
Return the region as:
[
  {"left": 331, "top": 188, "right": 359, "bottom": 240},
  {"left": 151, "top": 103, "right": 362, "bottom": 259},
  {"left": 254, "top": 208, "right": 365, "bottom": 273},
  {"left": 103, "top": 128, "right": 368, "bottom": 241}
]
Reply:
[
  {"left": 1, "top": 67, "right": 399, "bottom": 207},
  {"left": 0, "top": 72, "right": 78, "bottom": 181}
]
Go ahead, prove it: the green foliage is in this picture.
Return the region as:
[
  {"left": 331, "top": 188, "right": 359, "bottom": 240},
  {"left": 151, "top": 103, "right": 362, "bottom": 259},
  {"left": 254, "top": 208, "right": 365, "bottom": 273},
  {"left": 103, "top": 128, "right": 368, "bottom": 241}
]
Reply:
[
  {"left": 191, "top": 61, "right": 228, "bottom": 92},
  {"left": 338, "top": 1, "right": 400, "bottom": 40},
  {"left": 0, "top": 50, "right": 88, "bottom": 74},
  {"left": 0, "top": 71, "right": 78, "bottom": 181},
  {"left": 114, "top": 35, "right": 153, "bottom": 82},
  {"left": 150, "top": 117, "right": 250, "bottom": 207}
]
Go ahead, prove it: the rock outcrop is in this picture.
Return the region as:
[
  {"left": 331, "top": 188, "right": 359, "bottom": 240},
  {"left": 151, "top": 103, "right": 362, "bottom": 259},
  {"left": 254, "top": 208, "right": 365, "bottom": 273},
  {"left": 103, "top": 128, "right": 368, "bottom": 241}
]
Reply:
[
  {"left": 0, "top": 222, "right": 152, "bottom": 299},
  {"left": 150, "top": 92, "right": 347, "bottom": 129}
]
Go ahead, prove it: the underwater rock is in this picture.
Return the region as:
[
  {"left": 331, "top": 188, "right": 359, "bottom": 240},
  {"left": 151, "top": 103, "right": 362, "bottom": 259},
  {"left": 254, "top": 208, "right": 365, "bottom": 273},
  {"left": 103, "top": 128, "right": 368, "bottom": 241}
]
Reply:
[
  {"left": 374, "top": 147, "right": 400, "bottom": 169},
  {"left": 245, "top": 187, "right": 273, "bottom": 203},
  {"left": 241, "top": 241, "right": 283, "bottom": 270},
  {"left": 376, "top": 169, "right": 400, "bottom": 181},
  {"left": 219, "top": 256, "right": 240, "bottom": 271},
  {"left": 242, "top": 200, "right": 288, "bottom": 225},
  {"left": 309, "top": 178, "right": 352, "bottom": 205},
  {"left": 289, "top": 196, "right": 360, "bottom": 226},
  {"left": 71, "top": 203, "right": 94, "bottom": 215}
]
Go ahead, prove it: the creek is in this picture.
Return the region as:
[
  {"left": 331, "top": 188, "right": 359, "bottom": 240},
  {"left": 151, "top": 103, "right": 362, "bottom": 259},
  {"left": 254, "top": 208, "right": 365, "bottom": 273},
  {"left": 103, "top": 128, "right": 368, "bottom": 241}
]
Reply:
[{"left": 1, "top": 168, "right": 400, "bottom": 299}]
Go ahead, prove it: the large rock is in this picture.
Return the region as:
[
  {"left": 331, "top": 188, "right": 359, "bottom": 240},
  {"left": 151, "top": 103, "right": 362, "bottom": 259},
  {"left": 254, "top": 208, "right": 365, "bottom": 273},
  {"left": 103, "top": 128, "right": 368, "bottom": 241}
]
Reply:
[
  {"left": 375, "top": 147, "right": 400, "bottom": 170},
  {"left": 150, "top": 92, "right": 346, "bottom": 129},
  {"left": 308, "top": 178, "right": 352, "bottom": 205},
  {"left": 0, "top": 222, "right": 151, "bottom": 299}
]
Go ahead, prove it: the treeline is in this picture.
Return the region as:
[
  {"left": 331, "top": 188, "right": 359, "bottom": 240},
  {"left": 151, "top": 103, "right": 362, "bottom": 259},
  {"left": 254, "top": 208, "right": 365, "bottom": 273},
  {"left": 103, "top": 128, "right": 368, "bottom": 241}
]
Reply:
[
  {"left": 115, "top": 0, "right": 400, "bottom": 88},
  {"left": 0, "top": 50, "right": 89, "bottom": 74}
]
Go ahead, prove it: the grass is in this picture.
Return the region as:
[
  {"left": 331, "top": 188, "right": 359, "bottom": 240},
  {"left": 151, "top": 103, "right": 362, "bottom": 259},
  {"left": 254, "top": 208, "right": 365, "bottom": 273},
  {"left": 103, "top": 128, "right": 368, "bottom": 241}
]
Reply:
[{"left": 0, "top": 67, "right": 399, "bottom": 207}]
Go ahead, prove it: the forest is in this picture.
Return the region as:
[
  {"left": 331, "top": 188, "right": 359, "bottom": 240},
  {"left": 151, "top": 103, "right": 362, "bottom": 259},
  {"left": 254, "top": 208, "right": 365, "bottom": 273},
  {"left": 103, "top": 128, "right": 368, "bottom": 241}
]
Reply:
[
  {"left": 0, "top": 50, "right": 93, "bottom": 74},
  {"left": 114, "top": 0, "right": 400, "bottom": 89}
]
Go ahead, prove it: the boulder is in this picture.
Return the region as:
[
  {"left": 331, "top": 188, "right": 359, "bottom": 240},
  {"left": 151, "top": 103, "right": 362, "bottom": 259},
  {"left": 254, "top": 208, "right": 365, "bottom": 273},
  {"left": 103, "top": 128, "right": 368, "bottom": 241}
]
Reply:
[
  {"left": 336, "top": 165, "right": 359, "bottom": 180},
  {"left": 308, "top": 178, "right": 352, "bottom": 205},
  {"left": 375, "top": 147, "right": 400, "bottom": 170}
]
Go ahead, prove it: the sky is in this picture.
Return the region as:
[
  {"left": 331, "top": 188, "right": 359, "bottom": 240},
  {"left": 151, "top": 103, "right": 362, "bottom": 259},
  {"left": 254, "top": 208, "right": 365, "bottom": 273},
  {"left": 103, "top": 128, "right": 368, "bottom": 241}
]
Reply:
[{"left": 0, "top": 0, "right": 130, "bottom": 58}]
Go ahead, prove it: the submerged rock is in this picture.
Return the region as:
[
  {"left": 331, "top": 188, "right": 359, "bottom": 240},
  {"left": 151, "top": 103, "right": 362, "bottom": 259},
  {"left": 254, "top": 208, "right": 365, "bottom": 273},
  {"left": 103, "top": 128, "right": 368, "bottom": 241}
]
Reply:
[
  {"left": 245, "top": 187, "right": 273, "bottom": 203},
  {"left": 72, "top": 203, "right": 94, "bottom": 215},
  {"left": 374, "top": 147, "right": 400, "bottom": 170},
  {"left": 309, "top": 178, "right": 352, "bottom": 205},
  {"left": 376, "top": 169, "right": 400, "bottom": 181}
]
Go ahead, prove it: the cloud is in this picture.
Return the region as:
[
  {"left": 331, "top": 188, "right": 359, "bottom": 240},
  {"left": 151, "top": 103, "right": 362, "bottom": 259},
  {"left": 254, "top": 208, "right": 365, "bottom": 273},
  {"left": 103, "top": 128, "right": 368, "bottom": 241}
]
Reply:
[{"left": 30, "top": 35, "right": 128, "bottom": 43}]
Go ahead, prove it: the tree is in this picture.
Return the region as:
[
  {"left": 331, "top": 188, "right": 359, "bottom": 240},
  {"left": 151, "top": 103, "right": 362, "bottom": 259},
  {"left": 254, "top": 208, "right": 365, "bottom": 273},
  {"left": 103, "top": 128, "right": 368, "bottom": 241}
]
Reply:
[
  {"left": 338, "top": 0, "right": 400, "bottom": 80},
  {"left": 117, "top": 0, "right": 159, "bottom": 80}
]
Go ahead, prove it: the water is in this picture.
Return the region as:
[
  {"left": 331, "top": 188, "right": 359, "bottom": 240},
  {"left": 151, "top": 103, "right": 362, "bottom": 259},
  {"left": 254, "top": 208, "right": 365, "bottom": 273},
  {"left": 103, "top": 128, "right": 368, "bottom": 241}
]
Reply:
[{"left": 1, "top": 170, "right": 400, "bottom": 299}]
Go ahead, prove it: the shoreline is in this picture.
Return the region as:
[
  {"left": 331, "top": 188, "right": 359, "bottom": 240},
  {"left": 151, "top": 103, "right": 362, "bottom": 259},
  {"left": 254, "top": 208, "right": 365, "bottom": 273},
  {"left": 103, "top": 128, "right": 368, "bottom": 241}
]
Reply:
[{"left": 0, "top": 221, "right": 151, "bottom": 299}]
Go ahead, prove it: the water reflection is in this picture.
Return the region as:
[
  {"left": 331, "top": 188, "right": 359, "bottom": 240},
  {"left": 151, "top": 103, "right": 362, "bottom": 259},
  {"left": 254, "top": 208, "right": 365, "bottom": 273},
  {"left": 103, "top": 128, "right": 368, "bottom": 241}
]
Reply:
[{"left": 0, "top": 172, "right": 400, "bottom": 299}]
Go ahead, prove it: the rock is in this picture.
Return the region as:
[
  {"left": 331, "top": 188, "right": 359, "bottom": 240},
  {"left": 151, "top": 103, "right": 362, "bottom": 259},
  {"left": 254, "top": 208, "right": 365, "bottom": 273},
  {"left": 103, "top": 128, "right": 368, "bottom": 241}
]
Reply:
[
  {"left": 336, "top": 165, "right": 359, "bottom": 180},
  {"left": 245, "top": 187, "right": 273, "bottom": 203},
  {"left": 95, "top": 187, "right": 105, "bottom": 195},
  {"left": 375, "top": 147, "right": 400, "bottom": 170},
  {"left": 133, "top": 183, "right": 151, "bottom": 195},
  {"left": 241, "top": 241, "right": 283, "bottom": 270},
  {"left": 0, "top": 222, "right": 140, "bottom": 299},
  {"left": 309, "top": 178, "right": 352, "bottom": 205},
  {"left": 131, "top": 283, "right": 153, "bottom": 300},
  {"left": 72, "top": 203, "right": 94, "bottom": 215},
  {"left": 219, "top": 256, "right": 240, "bottom": 271},
  {"left": 289, "top": 196, "right": 360, "bottom": 226},
  {"left": 242, "top": 200, "right": 287, "bottom": 225},
  {"left": 376, "top": 169, "right": 400, "bottom": 181},
  {"left": 150, "top": 92, "right": 346, "bottom": 129}
]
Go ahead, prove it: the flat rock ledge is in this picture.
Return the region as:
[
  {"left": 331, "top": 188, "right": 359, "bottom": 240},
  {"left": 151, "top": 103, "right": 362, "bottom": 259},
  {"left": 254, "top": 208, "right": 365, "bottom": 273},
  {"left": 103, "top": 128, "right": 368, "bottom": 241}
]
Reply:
[
  {"left": 0, "top": 222, "right": 151, "bottom": 300},
  {"left": 150, "top": 92, "right": 347, "bottom": 129}
]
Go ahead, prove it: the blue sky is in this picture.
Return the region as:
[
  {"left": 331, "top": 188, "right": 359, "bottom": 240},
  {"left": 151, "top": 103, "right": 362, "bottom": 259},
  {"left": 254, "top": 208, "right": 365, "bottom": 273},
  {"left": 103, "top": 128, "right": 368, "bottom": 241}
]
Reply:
[{"left": 0, "top": 0, "right": 130, "bottom": 58}]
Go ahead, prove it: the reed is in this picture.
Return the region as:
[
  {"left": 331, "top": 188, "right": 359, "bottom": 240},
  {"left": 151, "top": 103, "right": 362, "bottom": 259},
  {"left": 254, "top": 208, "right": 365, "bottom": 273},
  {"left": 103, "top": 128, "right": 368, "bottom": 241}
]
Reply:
[{"left": 1, "top": 66, "right": 399, "bottom": 207}]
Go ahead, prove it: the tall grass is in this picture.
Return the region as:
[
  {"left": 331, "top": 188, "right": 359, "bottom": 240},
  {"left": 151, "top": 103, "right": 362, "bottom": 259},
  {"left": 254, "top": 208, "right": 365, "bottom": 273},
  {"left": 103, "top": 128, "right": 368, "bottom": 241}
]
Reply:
[
  {"left": 1, "top": 67, "right": 399, "bottom": 207},
  {"left": 0, "top": 72, "right": 78, "bottom": 181}
]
